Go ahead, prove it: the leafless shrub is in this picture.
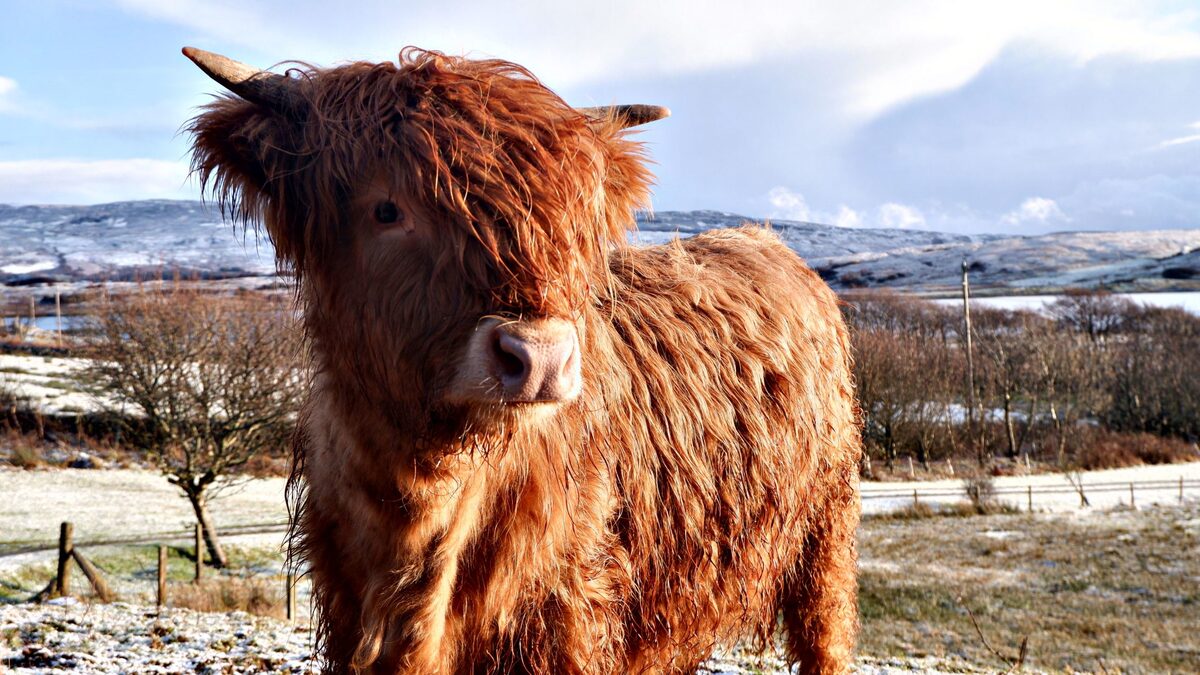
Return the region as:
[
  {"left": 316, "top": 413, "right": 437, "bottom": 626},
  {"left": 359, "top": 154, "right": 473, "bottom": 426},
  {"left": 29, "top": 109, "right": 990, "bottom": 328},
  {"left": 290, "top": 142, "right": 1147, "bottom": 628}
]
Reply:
[
  {"left": 84, "top": 286, "right": 305, "bottom": 568},
  {"left": 963, "top": 474, "right": 997, "bottom": 514}
]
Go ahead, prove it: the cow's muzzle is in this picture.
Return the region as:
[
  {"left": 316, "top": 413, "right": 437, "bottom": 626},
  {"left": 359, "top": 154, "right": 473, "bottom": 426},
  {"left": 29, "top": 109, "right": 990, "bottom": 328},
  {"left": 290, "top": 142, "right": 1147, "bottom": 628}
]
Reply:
[{"left": 450, "top": 317, "right": 582, "bottom": 406}]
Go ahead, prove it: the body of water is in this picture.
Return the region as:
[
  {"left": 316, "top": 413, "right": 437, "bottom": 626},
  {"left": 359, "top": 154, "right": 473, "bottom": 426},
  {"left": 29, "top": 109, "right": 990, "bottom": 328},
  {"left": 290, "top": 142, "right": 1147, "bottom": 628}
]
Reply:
[{"left": 933, "top": 291, "right": 1200, "bottom": 315}]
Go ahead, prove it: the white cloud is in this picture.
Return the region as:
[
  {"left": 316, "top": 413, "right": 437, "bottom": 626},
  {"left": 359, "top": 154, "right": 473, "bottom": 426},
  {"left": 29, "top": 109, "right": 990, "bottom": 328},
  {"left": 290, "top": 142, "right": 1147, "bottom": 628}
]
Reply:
[
  {"left": 0, "top": 76, "right": 17, "bottom": 113},
  {"left": 765, "top": 192, "right": 930, "bottom": 230},
  {"left": 767, "top": 186, "right": 811, "bottom": 222},
  {"left": 877, "top": 202, "right": 926, "bottom": 229},
  {"left": 833, "top": 205, "right": 863, "bottom": 229},
  {"left": 123, "top": 0, "right": 1200, "bottom": 119},
  {"left": 0, "top": 159, "right": 194, "bottom": 205},
  {"left": 1001, "top": 197, "right": 1069, "bottom": 226},
  {"left": 1153, "top": 120, "right": 1200, "bottom": 149}
]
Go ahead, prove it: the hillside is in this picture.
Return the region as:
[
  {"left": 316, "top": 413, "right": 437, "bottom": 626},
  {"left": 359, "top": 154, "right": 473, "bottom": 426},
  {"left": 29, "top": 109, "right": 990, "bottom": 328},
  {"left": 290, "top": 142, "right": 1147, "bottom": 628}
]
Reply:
[{"left": 3, "top": 201, "right": 1199, "bottom": 294}]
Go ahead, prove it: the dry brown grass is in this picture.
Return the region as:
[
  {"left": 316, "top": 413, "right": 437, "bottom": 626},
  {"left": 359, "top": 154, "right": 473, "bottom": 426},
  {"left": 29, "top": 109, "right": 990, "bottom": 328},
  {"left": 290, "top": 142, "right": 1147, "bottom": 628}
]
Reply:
[
  {"left": 859, "top": 503, "right": 1200, "bottom": 673},
  {"left": 1, "top": 428, "right": 49, "bottom": 468},
  {"left": 167, "top": 576, "right": 286, "bottom": 619}
]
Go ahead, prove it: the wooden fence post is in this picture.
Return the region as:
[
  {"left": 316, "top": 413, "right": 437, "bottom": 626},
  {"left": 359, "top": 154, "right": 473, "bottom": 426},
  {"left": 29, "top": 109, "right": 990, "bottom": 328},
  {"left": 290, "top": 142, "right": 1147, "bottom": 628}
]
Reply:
[
  {"left": 1027, "top": 485, "right": 1033, "bottom": 513},
  {"left": 158, "top": 546, "right": 168, "bottom": 607},
  {"left": 55, "top": 522, "right": 73, "bottom": 596},
  {"left": 71, "top": 550, "right": 113, "bottom": 602},
  {"left": 55, "top": 292, "right": 62, "bottom": 344},
  {"left": 907, "top": 456, "right": 915, "bottom": 480},
  {"left": 912, "top": 489, "right": 919, "bottom": 508},
  {"left": 194, "top": 524, "right": 204, "bottom": 582},
  {"left": 1129, "top": 483, "right": 1135, "bottom": 509},
  {"left": 286, "top": 572, "right": 297, "bottom": 623}
]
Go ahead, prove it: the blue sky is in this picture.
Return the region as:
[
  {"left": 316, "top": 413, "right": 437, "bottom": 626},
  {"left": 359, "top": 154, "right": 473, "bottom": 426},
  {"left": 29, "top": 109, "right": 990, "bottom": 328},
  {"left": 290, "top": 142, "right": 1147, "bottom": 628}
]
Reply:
[{"left": 2, "top": 0, "right": 1200, "bottom": 234}]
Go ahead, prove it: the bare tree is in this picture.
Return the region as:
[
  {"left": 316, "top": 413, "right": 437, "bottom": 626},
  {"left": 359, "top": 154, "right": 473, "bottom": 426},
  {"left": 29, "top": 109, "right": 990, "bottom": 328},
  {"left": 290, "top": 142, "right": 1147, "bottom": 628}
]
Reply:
[
  {"left": 845, "top": 292, "right": 959, "bottom": 470},
  {"left": 1026, "top": 317, "right": 1113, "bottom": 466},
  {"left": 973, "top": 308, "right": 1045, "bottom": 460},
  {"left": 85, "top": 286, "right": 303, "bottom": 567},
  {"left": 1106, "top": 305, "right": 1200, "bottom": 439},
  {"left": 1046, "top": 289, "right": 1132, "bottom": 345}
]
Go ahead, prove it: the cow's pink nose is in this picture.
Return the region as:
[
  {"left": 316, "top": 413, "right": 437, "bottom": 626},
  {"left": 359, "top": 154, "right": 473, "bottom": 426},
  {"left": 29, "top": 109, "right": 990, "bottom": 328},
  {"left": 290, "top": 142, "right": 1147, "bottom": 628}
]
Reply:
[{"left": 489, "top": 323, "right": 581, "bottom": 403}]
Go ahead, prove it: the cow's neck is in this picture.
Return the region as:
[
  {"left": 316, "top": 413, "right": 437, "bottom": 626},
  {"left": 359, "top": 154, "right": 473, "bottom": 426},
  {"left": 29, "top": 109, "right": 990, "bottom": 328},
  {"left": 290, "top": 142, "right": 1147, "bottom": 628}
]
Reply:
[{"left": 305, "top": 362, "right": 611, "bottom": 670}]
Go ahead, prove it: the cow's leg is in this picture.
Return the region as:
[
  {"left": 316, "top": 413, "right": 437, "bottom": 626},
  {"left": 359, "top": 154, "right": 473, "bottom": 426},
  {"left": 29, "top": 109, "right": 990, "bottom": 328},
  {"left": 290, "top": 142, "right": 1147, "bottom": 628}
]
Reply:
[{"left": 778, "top": 482, "right": 859, "bottom": 675}]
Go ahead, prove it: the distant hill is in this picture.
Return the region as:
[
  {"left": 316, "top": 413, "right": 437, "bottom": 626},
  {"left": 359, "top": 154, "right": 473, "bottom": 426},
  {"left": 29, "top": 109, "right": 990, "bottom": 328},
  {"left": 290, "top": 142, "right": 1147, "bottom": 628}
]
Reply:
[{"left": 2, "top": 201, "right": 1198, "bottom": 294}]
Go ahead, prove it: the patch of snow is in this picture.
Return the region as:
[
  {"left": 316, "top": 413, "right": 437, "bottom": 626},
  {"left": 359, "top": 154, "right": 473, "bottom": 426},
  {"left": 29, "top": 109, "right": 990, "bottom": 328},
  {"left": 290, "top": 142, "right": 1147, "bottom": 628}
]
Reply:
[{"left": 1, "top": 260, "right": 56, "bottom": 275}]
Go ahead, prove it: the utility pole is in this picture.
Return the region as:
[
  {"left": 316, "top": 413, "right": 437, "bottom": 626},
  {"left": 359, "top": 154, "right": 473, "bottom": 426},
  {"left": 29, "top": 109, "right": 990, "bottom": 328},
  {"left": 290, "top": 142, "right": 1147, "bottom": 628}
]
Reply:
[{"left": 961, "top": 259, "right": 980, "bottom": 467}]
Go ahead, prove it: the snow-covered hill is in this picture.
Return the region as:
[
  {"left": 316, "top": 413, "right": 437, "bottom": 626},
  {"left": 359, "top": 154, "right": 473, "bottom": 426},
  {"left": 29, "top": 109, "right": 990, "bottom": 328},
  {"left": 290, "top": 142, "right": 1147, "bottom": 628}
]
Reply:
[
  {"left": 0, "top": 201, "right": 275, "bottom": 286},
  {"left": 3, "top": 201, "right": 1199, "bottom": 293}
]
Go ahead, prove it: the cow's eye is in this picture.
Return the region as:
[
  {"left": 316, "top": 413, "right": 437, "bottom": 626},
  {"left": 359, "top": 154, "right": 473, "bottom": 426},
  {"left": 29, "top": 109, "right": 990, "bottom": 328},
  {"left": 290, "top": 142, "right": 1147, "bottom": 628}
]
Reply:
[{"left": 373, "top": 200, "right": 403, "bottom": 225}]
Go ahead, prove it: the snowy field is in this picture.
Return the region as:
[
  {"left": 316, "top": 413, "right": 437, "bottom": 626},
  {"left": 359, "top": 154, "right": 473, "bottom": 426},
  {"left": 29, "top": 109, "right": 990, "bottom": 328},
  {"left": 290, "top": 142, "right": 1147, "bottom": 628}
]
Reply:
[
  {"left": 0, "top": 353, "right": 107, "bottom": 416},
  {"left": 0, "top": 469, "right": 287, "bottom": 574},
  {"left": 0, "top": 600, "right": 1009, "bottom": 675}
]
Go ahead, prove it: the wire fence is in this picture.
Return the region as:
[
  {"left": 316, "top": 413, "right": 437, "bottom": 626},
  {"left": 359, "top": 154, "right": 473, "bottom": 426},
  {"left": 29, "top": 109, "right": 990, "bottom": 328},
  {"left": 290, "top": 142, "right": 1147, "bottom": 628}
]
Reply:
[
  {"left": 860, "top": 478, "right": 1199, "bottom": 500},
  {"left": 0, "top": 522, "right": 289, "bottom": 559},
  {"left": 1, "top": 478, "right": 1196, "bottom": 560}
]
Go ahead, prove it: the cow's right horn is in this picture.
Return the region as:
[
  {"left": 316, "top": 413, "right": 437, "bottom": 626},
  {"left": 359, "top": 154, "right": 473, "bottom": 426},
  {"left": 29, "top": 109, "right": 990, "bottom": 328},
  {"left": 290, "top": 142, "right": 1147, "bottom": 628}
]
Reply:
[{"left": 183, "top": 47, "right": 301, "bottom": 114}]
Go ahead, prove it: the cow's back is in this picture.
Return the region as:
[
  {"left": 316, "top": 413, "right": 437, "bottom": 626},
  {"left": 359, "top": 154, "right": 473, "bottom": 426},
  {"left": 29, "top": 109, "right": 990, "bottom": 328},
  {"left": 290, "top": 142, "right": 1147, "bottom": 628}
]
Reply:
[{"left": 599, "top": 226, "right": 860, "bottom": 669}]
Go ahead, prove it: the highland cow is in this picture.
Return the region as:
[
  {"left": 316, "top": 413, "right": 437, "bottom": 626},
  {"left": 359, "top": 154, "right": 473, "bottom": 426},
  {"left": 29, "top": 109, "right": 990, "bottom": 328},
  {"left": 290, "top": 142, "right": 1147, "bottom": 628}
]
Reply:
[{"left": 184, "top": 46, "right": 861, "bottom": 675}]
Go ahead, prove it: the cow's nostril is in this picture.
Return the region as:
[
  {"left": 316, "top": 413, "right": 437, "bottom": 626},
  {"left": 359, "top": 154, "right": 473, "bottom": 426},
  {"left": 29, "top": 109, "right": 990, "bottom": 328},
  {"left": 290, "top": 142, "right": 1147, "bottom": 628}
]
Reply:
[
  {"left": 479, "top": 321, "right": 580, "bottom": 404},
  {"left": 493, "top": 332, "right": 530, "bottom": 383}
]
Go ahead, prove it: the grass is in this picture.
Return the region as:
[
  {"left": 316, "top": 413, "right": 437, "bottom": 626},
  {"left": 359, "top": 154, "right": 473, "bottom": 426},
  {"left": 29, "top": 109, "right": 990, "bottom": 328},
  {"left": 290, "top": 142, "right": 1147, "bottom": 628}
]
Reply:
[
  {"left": 167, "top": 576, "right": 286, "bottom": 619},
  {"left": 3, "top": 502, "right": 1197, "bottom": 672},
  {"left": 1, "top": 429, "right": 50, "bottom": 469},
  {"left": 0, "top": 543, "right": 287, "bottom": 604},
  {"left": 865, "top": 500, "right": 1023, "bottom": 522},
  {"left": 858, "top": 503, "right": 1200, "bottom": 673}
]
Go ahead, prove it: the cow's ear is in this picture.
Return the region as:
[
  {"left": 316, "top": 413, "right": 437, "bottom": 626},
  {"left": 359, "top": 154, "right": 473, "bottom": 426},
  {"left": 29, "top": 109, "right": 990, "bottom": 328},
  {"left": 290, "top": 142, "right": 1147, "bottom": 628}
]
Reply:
[
  {"left": 188, "top": 96, "right": 293, "bottom": 220},
  {"left": 576, "top": 104, "right": 667, "bottom": 231},
  {"left": 187, "top": 97, "right": 310, "bottom": 267}
]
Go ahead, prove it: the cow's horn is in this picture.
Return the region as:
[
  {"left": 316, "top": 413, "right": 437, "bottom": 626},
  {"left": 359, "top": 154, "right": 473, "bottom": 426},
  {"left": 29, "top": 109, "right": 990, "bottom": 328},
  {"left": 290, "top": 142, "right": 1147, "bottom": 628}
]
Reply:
[
  {"left": 183, "top": 46, "right": 300, "bottom": 114},
  {"left": 578, "top": 104, "right": 670, "bottom": 129}
]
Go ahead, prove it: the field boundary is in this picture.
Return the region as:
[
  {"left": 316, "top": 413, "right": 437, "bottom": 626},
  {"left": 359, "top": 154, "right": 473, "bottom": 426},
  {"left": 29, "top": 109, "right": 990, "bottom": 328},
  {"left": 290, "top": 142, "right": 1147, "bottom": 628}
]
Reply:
[{"left": 3, "top": 477, "right": 1196, "bottom": 559}]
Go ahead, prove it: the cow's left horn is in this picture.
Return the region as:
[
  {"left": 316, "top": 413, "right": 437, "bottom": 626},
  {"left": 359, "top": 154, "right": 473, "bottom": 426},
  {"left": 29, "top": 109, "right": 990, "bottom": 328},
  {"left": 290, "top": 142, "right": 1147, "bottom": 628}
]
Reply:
[
  {"left": 578, "top": 104, "right": 670, "bottom": 129},
  {"left": 183, "top": 46, "right": 301, "bottom": 114}
]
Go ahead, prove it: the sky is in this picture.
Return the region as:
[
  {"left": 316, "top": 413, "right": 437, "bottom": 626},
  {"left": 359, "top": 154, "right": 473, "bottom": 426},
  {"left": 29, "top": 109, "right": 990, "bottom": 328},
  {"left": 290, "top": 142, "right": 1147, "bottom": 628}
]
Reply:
[{"left": 2, "top": 0, "right": 1200, "bottom": 234}]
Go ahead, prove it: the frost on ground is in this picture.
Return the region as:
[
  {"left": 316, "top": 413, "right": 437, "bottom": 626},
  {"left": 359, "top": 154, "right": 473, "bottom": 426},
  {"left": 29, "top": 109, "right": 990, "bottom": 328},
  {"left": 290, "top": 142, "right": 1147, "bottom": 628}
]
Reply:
[
  {"left": 1, "top": 599, "right": 316, "bottom": 674},
  {"left": 0, "top": 468, "right": 287, "bottom": 559},
  {"left": 0, "top": 600, "right": 999, "bottom": 675}
]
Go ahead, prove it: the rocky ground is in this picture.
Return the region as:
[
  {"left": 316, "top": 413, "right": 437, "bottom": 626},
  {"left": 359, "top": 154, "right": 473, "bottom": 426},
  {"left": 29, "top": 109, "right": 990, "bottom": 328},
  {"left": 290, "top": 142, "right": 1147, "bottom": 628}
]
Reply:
[{"left": 0, "top": 599, "right": 999, "bottom": 674}]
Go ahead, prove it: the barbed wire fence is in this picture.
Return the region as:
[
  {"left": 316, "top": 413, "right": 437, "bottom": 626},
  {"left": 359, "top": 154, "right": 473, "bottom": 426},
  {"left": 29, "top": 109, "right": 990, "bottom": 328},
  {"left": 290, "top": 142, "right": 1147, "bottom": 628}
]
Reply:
[
  {"left": 1, "top": 476, "right": 1195, "bottom": 617},
  {"left": 3, "top": 478, "right": 1197, "bottom": 560}
]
